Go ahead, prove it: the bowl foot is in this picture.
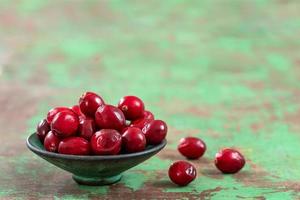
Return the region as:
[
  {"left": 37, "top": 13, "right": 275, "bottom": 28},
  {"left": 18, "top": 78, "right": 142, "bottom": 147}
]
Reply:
[{"left": 72, "top": 174, "right": 122, "bottom": 186}]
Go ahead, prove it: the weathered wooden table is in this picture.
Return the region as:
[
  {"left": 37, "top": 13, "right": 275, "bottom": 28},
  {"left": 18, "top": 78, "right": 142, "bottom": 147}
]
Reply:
[{"left": 1, "top": 1, "right": 300, "bottom": 199}]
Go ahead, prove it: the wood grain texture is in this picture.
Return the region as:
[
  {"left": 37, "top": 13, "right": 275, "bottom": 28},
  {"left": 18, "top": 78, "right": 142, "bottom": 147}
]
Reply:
[{"left": 1, "top": 0, "right": 300, "bottom": 199}]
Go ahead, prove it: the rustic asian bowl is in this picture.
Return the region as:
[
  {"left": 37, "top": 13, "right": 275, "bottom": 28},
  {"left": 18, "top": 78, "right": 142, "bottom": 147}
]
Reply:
[{"left": 26, "top": 133, "right": 166, "bottom": 186}]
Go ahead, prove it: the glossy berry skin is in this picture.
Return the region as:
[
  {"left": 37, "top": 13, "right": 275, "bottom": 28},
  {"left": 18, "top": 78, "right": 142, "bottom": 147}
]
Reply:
[
  {"left": 215, "top": 148, "right": 246, "bottom": 174},
  {"left": 91, "top": 129, "right": 122, "bottom": 155},
  {"left": 168, "top": 161, "right": 197, "bottom": 186},
  {"left": 51, "top": 111, "right": 79, "bottom": 138},
  {"left": 178, "top": 137, "right": 206, "bottom": 159},
  {"left": 95, "top": 105, "right": 126, "bottom": 131},
  {"left": 130, "top": 110, "right": 154, "bottom": 129},
  {"left": 142, "top": 120, "right": 167, "bottom": 145},
  {"left": 44, "top": 131, "right": 60, "bottom": 152},
  {"left": 118, "top": 96, "right": 145, "bottom": 120},
  {"left": 122, "top": 127, "right": 146, "bottom": 153},
  {"left": 71, "top": 105, "right": 84, "bottom": 117},
  {"left": 46, "top": 107, "right": 73, "bottom": 123},
  {"left": 120, "top": 125, "right": 130, "bottom": 135},
  {"left": 58, "top": 137, "right": 90, "bottom": 155},
  {"left": 79, "top": 92, "right": 104, "bottom": 117},
  {"left": 36, "top": 119, "right": 50, "bottom": 143},
  {"left": 78, "top": 117, "right": 96, "bottom": 140}
]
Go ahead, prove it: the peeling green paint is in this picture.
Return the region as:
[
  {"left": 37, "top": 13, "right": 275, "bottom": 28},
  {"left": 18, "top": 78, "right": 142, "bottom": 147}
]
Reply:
[
  {"left": 267, "top": 54, "right": 291, "bottom": 71},
  {"left": 121, "top": 171, "right": 148, "bottom": 191},
  {"left": 133, "top": 157, "right": 171, "bottom": 171},
  {"left": 46, "top": 63, "right": 84, "bottom": 88},
  {"left": 78, "top": 185, "right": 108, "bottom": 196},
  {"left": 165, "top": 176, "right": 297, "bottom": 200},
  {"left": 54, "top": 195, "right": 89, "bottom": 200},
  {"left": 0, "top": 189, "right": 14, "bottom": 198},
  {"left": 1, "top": 0, "right": 300, "bottom": 199},
  {"left": 121, "top": 157, "right": 171, "bottom": 191},
  {"left": 18, "top": 0, "right": 48, "bottom": 13}
]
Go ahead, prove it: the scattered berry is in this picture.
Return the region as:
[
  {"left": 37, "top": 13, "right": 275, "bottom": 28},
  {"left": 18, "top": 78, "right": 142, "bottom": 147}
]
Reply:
[
  {"left": 168, "top": 161, "right": 197, "bottom": 186},
  {"left": 178, "top": 137, "right": 206, "bottom": 159},
  {"left": 215, "top": 148, "right": 245, "bottom": 174}
]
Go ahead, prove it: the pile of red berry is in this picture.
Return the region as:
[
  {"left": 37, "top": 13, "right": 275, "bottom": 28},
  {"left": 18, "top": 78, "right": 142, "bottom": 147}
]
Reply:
[
  {"left": 168, "top": 137, "right": 246, "bottom": 186},
  {"left": 36, "top": 92, "right": 167, "bottom": 155},
  {"left": 36, "top": 92, "right": 245, "bottom": 187}
]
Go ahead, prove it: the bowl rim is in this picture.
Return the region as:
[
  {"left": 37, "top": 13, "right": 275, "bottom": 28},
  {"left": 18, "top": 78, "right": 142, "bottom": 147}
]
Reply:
[{"left": 26, "top": 133, "right": 167, "bottom": 160}]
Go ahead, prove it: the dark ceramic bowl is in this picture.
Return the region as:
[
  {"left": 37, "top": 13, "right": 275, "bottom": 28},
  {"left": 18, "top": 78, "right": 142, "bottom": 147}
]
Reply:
[{"left": 26, "top": 133, "right": 166, "bottom": 186}]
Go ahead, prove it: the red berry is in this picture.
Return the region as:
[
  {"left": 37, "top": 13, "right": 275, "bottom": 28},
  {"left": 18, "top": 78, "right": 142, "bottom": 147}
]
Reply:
[
  {"left": 46, "top": 107, "right": 72, "bottom": 123},
  {"left": 58, "top": 137, "right": 90, "bottom": 155},
  {"left": 142, "top": 120, "right": 167, "bottom": 145},
  {"left": 122, "top": 127, "right": 146, "bottom": 153},
  {"left": 79, "top": 92, "right": 104, "bottom": 117},
  {"left": 36, "top": 119, "right": 50, "bottom": 143},
  {"left": 215, "top": 148, "right": 245, "bottom": 174},
  {"left": 130, "top": 110, "right": 154, "bottom": 129},
  {"left": 91, "top": 129, "right": 122, "bottom": 155},
  {"left": 78, "top": 117, "right": 96, "bottom": 140},
  {"left": 70, "top": 105, "right": 84, "bottom": 117},
  {"left": 44, "top": 131, "right": 60, "bottom": 152},
  {"left": 95, "top": 105, "right": 126, "bottom": 131},
  {"left": 118, "top": 96, "right": 145, "bottom": 120},
  {"left": 168, "top": 161, "right": 197, "bottom": 186},
  {"left": 178, "top": 137, "right": 206, "bottom": 159},
  {"left": 51, "top": 111, "right": 79, "bottom": 138},
  {"left": 120, "top": 121, "right": 131, "bottom": 133},
  {"left": 120, "top": 125, "right": 130, "bottom": 136}
]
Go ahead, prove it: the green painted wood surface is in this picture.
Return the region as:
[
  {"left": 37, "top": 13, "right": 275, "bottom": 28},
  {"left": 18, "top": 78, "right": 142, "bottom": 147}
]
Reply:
[{"left": 0, "top": 0, "right": 300, "bottom": 199}]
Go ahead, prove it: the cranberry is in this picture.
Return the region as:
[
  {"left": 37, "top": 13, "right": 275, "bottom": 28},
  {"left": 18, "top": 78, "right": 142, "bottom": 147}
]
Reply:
[
  {"left": 118, "top": 96, "right": 145, "bottom": 120},
  {"left": 130, "top": 110, "right": 154, "bottom": 129},
  {"left": 44, "top": 131, "right": 60, "bottom": 152},
  {"left": 122, "top": 127, "right": 146, "bottom": 153},
  {"left": 121, "top": 125, "right": 130, "bottom": 135},
  {"left": 78, "top": 117, "right": 96, "bottom": 140},
  {"left": 91, "top": 129, "right": 122, "bottom": 155},
  {"left": 46, "top": 107, "right": 72, "bottom": 123},
  {"left": 95, "top": 105, "right": 125, "bottom": 131},
  {"left": 120, "top": 121, "right": 131, "bottom": 133},
  {"left": 142, "top": 120, "right": 167, "bottom": 145},
  {"left": 58, "top": 137, "right": 90, "bottom": 155},
  {"left": 79, "top": 92, "right": 104, "bottom": 117},
  {"left": 168, "top": 161, "right": 197, "bottom": 186},
  {"left": 36, "top": 119, "right": 50, "bottom": 143},
  {"left": 51, "top": 111, "right": 79, "bottom": 138},
  {"left": 70, "top": 105, "right": 84, "bottom": 116},
  {"left": 178, "top": 137, "right": 206, "bottom": 159},
  {"left": 215, "top": 148, "right": 245, "bottom": 174}
]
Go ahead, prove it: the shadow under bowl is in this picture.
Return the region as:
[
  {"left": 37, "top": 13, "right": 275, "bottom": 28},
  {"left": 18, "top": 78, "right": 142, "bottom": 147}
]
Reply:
[{"left": 26, "top": 133, "right": 167, "bottom": 186}]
